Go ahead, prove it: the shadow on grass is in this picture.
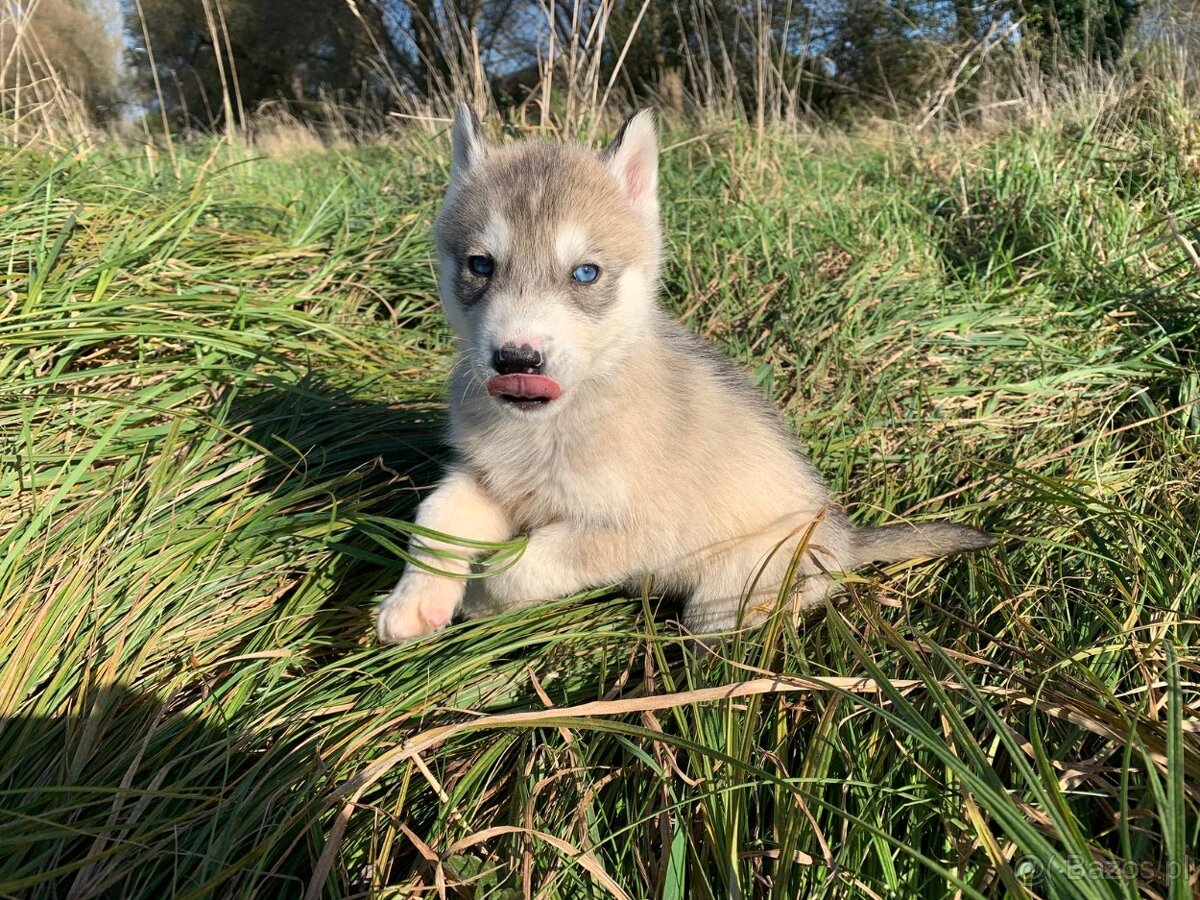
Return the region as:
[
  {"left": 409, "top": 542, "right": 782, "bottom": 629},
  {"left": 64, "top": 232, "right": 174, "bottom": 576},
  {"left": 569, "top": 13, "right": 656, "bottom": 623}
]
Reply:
[
  {"left": 224, "top": 372, "right": 451, "bottom": 644},
  {"left": 0, "top": 684, "right": 321, "bottom": 898}
]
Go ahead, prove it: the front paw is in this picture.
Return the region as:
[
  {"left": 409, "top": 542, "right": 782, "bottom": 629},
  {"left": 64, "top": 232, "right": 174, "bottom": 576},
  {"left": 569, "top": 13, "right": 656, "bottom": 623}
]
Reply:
[{"left": 375, "top": 575, "right": 462, "bottom": 644}]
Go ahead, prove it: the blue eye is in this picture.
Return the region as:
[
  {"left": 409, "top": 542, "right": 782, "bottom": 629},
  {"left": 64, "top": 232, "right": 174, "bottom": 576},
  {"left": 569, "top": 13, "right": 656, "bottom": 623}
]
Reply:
[
  {"left": 467, "top": 255, "right": 494, "bottom": 277},
  {"left": 572, "top": 263, "right": 600, "bottom": 284}
]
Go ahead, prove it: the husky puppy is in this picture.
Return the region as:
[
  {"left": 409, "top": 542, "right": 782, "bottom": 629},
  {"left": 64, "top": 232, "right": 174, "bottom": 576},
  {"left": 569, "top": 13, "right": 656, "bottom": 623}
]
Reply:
[{"left": 376, "top": 105, "right": 993, "bottom": 643}]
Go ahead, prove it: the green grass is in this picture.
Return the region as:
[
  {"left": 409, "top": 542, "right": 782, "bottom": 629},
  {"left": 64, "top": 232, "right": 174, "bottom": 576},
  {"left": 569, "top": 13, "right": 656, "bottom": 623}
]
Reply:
[{"left": 1, "top": 94, "right": 1197, "bottom": 898}]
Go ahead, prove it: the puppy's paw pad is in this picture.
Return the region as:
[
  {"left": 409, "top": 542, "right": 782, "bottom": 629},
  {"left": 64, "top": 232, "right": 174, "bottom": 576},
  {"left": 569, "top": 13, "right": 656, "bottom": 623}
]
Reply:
[{"left": 375, "top": 582, "right": 458, "bottom": 644}]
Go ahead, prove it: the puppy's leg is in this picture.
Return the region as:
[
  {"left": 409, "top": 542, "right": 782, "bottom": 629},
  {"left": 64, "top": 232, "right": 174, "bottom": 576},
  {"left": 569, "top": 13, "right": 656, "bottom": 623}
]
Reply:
[
  {"left": 480, "top": 522, "right": 633, "bottom": 612},
  {"left": 682, "top": 524, "right": 840, "bottom": 635},
  {"left": 376, "top": 468, "right": 511, "bottom": 643}
]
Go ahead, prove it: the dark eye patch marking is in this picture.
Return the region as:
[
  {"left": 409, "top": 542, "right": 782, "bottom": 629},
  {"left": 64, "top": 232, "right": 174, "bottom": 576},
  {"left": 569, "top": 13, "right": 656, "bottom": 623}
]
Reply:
[{"left": 455, "top": 254, "right": 494, "bottom": 306}]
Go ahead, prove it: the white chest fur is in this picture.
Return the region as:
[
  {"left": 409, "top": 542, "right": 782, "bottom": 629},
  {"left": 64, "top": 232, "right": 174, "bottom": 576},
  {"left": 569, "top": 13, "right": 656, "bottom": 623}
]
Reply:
[{"left": 453, "top": 407, "right": 635, "bottom": 531}]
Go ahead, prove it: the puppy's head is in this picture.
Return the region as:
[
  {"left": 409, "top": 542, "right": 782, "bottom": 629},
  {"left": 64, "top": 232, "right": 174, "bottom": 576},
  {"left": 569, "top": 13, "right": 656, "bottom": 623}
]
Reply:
[{"left": 435, "top": 104, "right": 661, "bottom": 415}]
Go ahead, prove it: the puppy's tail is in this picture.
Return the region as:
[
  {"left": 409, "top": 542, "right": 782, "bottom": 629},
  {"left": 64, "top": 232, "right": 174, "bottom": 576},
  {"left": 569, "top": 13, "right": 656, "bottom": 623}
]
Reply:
[{"left": 847, "top": 521, "right": 995, "bottom": 568}]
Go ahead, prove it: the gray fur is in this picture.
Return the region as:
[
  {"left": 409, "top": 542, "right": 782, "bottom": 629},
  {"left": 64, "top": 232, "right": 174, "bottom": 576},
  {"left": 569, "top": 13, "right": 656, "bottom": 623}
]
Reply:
[{"left": 849, "top": 522, "right": 997, "bottom": 569}]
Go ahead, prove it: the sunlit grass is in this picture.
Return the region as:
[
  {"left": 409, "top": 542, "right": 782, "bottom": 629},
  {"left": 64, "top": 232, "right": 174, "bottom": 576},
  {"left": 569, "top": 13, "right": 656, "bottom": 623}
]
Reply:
[{"left": 1, "top": 96, "right": 1197, "bottom": 898}]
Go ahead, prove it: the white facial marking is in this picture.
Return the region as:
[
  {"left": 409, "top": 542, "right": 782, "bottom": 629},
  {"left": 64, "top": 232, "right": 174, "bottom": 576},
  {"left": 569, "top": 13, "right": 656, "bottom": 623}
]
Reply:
[
  {"left": 527, "top": 182, "right": 544, "bottom": 212},
  {"left": 481, "top": 215, "right": 511, "bottom": 258},
  {"left": 555, "top": 222, "right": 591, "bottom": 268},
  {"left": 615, "top": 268, "right": 652, "bottom": 319}
]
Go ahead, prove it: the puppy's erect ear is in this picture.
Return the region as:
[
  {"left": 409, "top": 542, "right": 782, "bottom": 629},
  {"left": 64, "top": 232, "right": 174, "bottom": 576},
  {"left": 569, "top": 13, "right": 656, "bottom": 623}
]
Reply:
[
  {"left": 601, "top": 109, "right": 658, "bottom": 222},
  {"left": 450, "top": 102, "right": 486, "bottom": 187}
]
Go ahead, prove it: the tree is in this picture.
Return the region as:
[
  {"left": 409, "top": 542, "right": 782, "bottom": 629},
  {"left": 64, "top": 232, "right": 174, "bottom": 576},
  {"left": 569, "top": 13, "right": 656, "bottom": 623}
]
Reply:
[
  {"left": 1018, "top": 0, "right": 1140, "bottom": 64},
  {"left": 2, "top": 0, "right": 123, "bottom": 123},
  {"left": 818, "top": 0, "right": 953, "bottom": 114},
  {"left": 392, "top": 0, "right": 529, "bottom": 100},
  {"left": 126, "top": 0, "right": 403, "bottom": 129}
]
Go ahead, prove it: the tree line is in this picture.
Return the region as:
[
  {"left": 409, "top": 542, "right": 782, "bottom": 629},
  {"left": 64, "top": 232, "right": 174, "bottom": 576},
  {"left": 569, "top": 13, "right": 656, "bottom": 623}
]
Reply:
[{"left": 4, "top": 0, "right": 1152, "bottom": 131}]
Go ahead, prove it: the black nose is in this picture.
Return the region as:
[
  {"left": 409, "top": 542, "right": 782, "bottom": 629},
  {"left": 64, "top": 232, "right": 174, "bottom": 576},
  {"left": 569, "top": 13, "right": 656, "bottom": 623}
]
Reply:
[{"left": 492, "top": 343, "right": 544, "bottom": 375}]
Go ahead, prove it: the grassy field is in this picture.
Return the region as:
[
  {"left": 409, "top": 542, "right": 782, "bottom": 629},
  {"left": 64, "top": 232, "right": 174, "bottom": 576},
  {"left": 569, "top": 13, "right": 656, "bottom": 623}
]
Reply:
[{"left": 1, "top": 93, "right": 1198, "bottom": 898}]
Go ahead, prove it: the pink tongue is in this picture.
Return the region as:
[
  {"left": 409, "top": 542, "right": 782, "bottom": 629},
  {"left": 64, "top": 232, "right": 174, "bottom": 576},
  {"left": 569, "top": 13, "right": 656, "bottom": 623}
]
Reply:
[{"left": 487, "top": 373, "right": 562, "bottom": 401}]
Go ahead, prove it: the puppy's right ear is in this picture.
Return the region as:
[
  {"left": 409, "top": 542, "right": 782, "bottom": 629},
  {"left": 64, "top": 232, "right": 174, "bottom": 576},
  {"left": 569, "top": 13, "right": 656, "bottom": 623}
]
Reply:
[
  {"left": 601, "top": 109, "right": 658, "bottom": 224},
  {"left": 450, "top": 102, "right": 486, "bottom": 187}
]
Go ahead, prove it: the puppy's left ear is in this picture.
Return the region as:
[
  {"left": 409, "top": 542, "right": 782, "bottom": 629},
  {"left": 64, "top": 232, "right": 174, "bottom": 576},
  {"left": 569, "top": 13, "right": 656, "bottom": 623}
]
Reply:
[
  {"left": 601, "top": 109, "right": 658, "bottom": 222},
  {"left": 450, "top": 101, "right": 487, "bottom": 188}
]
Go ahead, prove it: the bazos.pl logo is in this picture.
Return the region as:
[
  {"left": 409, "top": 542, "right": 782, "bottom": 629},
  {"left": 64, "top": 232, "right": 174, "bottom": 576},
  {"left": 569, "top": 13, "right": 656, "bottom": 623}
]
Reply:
[{"left": 1014, "top": 854, "right": 1184, "bottom": 885}]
